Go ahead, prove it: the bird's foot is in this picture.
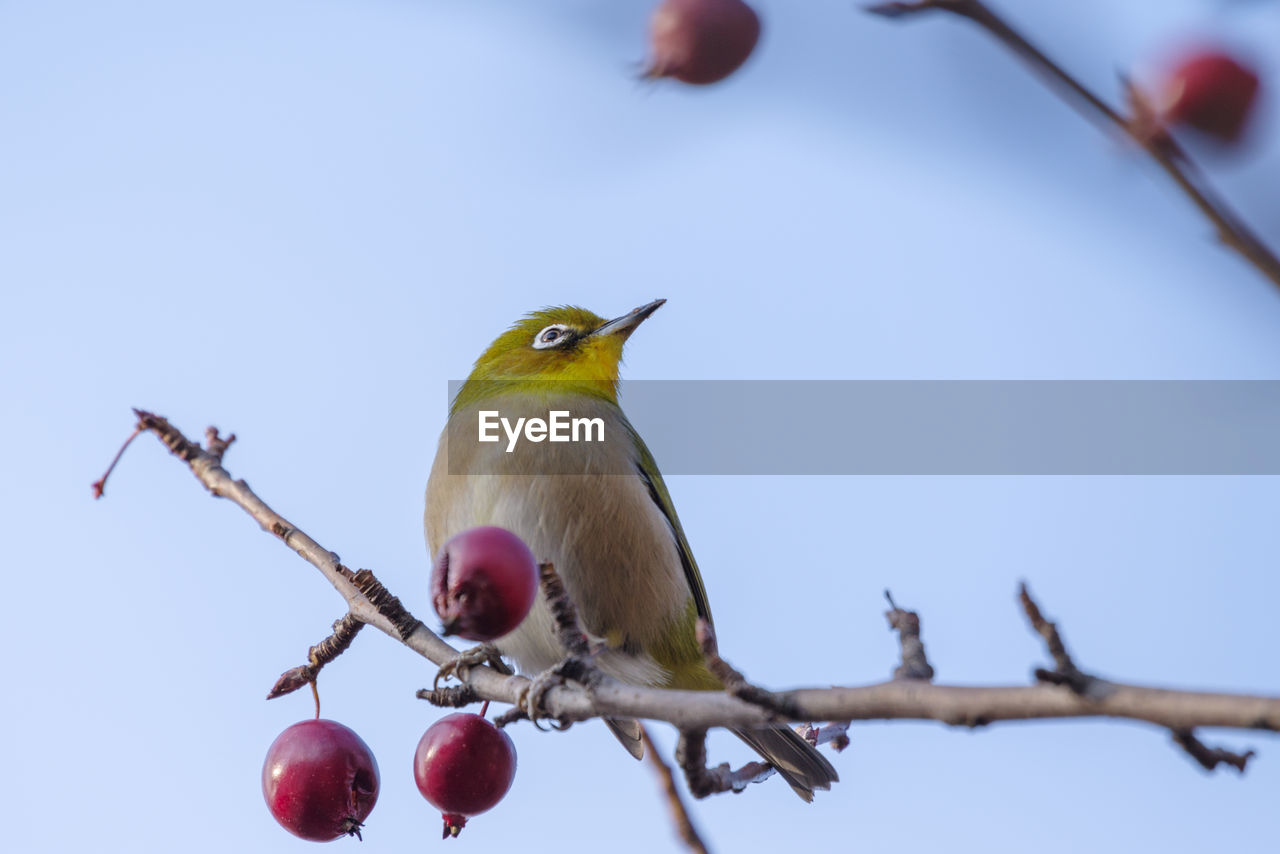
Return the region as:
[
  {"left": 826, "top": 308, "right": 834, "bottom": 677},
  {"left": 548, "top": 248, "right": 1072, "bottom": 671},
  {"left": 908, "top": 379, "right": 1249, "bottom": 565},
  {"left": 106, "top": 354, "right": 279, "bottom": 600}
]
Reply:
[
  {"left": 433, "top": 644, "right": 512, "bottom": 690},
  {"left": 513, "top": 655, "right": 598, "bottom": 731}
]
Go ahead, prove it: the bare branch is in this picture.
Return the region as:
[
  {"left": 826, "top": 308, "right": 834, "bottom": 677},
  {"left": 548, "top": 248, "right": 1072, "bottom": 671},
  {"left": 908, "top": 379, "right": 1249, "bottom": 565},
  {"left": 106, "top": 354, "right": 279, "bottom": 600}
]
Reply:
[
  {"left": 117, "top": 413, "right": 1280, "bottom": 767},
  {"left": 867, "top": 0, "right": 1280, "bottom": 292},
  {"left": 641, "top": 725, "right": 710, "bottom": 854},
  {"left": 885, "top": 590, "right": 935, "bottom": 681}
]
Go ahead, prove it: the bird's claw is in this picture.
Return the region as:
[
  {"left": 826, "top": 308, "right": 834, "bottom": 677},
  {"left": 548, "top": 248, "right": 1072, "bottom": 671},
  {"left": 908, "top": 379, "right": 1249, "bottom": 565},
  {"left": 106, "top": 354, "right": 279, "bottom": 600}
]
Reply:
[
  {"left": 433, "top": 644, "right": 511, "bottom": 690},
  {"left": 514, "top": 668, "right": 566, "bottom": 731},
  {"left": 514, "top": 656, "right": 593, "bottom": 731}
]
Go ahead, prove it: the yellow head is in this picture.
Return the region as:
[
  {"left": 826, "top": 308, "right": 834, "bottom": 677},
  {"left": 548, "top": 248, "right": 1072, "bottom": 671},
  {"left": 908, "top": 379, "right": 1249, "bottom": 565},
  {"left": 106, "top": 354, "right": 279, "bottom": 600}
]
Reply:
[{"left": 453, "top": 299, "right": 665, "bottom": 410}]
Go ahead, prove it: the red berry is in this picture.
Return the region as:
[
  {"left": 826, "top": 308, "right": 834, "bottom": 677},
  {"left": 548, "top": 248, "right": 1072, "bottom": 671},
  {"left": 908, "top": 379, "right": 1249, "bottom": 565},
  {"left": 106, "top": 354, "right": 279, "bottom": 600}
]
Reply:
[
  {"left": 261, "top": 719, "right": 380, "bottom": 842},
  {"left": 414, "top": 713, "right": 517, "bottom": 839},
  {"left": 431, "top": 526, "right": 538, "bottom": 642},
  {"left": 645, "top": 0, "right": 761, "bottom": 86},
  {"left": 1158, "top": 48, "right": 1260, "bottom": 143}
]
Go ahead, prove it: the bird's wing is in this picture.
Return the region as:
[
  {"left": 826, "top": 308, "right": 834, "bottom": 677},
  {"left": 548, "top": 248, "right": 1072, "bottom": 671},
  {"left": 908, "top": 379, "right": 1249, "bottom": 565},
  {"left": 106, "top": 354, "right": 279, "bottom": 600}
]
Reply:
[{"left": 624, "top": 420, "right": 712, "bottom": 625}]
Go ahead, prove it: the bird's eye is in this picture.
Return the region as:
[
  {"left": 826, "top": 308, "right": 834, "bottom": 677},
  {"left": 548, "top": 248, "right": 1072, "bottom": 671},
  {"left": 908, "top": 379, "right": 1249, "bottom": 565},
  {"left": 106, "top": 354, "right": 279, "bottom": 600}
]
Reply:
[{"left": 532, "top": 324, "right": 572, "bottom": 349}]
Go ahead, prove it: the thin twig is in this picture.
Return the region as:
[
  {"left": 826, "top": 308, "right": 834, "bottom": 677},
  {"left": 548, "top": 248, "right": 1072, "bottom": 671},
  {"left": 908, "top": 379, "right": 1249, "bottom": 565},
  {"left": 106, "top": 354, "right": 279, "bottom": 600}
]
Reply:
[
  {"left": 867, "top": 0, "right": 1280, "bottom": 292},
  {"left": 676, "top": 729, "right": 775, "bottom": 799},
  {"left": 696, "top": 619, "right": 799, "bottom": 719},
  {"left": 1018, "top": 582, "right": 1099, "bottom": 696},
  {"left": 641, "top": 725, "right": 711, "bottom": 854},
  {"left": 1172, "top": 729, "right": 1256, "bottom": 773},
  {"left": 268, "top": 613, "right": 365, "bottom": 699},
  {"left": 91, "top": 423, "right": 144, "bottom": 498}
]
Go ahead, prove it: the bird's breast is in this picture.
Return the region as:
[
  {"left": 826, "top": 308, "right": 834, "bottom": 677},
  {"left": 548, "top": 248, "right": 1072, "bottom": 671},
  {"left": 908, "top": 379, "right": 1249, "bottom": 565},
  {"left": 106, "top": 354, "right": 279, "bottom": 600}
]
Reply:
[{"left": 425, "top": 395, "right": 690, "bottom": 682}]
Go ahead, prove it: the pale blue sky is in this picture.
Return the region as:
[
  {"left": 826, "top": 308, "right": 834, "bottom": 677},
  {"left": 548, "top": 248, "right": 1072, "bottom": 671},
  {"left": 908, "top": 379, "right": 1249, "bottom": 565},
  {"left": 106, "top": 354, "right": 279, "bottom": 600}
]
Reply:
[{"left": 4, "top": 1, "right": 1278, "bottom": 852}]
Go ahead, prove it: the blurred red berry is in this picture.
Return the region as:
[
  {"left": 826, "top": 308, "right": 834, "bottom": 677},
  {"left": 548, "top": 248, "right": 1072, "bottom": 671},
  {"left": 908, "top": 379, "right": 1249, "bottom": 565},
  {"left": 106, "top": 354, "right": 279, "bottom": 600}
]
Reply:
[
  {"left": 1158, "top": 48, "right": 1260, "bottom": 143},
  {"left": 431, "top": 526, "right": 539, "bottom": 642},
  {"left": 645, "top": 0, "right": 761, "bottom": 85},
  {"left": 414, "top": 713, "right": 517, "bottom": 839},
  {"left": 262, "top": 719, "right": 380, "bottom": 842}
]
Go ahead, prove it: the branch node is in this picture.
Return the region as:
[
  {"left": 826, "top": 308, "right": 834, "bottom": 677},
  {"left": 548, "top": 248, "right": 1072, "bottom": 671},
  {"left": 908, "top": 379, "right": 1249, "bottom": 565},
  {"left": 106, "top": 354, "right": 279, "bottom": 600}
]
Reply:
[
  {"left": 267, "top": 613, "right": 365, "bottom": 699},
  {"left": 1019, "top": 582, "right": 1106, "bottom": 697},
  {"left": 696, "top": 619, "right": 799, "bottom": 720},
  {"left": 351, "top": 568, "right": 423, "bottom": 641},
  {"left": 203, "top": 425, "right": 236, "bottom": 462},
  {"left": 416, "top": 684, "right": 481, "bottom": 708},
  {"left": 884, "top": 590, "right": 936, "bottom": 681}
]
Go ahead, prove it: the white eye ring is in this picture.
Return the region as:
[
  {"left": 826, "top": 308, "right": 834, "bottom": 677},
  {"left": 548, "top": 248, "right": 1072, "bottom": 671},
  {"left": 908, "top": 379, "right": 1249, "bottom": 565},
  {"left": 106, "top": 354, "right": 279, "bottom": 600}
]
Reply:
[{"left": 532, "top": 324, "right": 573, "bottom": 349}]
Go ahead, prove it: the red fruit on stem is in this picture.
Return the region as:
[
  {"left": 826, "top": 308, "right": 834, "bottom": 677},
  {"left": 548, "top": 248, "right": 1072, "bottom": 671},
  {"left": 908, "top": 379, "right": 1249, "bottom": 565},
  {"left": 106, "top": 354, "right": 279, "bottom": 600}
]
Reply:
[
  {"left": 414, "top": 713, "right": 518, "bottom": 839},
  {"left": 431, "top": 526, "right": 538, "bottom": 642},
  {"left": 646, "top": 0, "right": 761, "bottom": 85},
  {"left": 262, "top": 719, "right": 380, "bottom": 842},
  {"left": 1158, "top": 48, "right": 1260, "bottom": 143}
]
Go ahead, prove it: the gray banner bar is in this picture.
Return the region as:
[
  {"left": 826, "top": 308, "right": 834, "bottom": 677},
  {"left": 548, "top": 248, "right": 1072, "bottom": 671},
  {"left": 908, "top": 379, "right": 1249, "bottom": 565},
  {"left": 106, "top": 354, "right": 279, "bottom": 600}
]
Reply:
[{"left": 444, "top": 381, "right": 1280, "bottom": 474}]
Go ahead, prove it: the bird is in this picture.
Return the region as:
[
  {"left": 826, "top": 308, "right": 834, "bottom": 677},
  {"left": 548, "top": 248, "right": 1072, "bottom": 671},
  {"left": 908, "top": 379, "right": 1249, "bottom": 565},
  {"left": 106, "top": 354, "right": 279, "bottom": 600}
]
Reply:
[{"left": 424, "top": 299, "right": 838, "bottom": 800}]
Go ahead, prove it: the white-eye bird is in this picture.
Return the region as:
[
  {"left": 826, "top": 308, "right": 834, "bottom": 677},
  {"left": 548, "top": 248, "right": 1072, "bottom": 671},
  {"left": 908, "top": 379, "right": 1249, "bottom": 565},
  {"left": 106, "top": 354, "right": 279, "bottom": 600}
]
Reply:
[{"left": 425, "top": 299, "right": 837, "bottom": 800}]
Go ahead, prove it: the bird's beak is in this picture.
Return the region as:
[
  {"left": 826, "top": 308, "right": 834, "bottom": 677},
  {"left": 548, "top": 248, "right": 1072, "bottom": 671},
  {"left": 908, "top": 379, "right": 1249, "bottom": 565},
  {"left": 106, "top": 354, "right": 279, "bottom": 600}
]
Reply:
[{"left": 592, "top": 299, "right": 666, "bottom": 339}]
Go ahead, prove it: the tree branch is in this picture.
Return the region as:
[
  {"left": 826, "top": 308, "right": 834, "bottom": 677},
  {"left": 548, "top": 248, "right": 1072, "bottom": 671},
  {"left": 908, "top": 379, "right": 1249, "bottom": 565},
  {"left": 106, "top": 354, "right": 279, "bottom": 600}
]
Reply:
[
  {"left": 641, "top": 724, "right": 711, "bottom": 854},
  {"left": 112, "top": 412, "right": 1280, "bottom": 766},
  {"left": 867, "top": 0, "right": 1280, "bottom": 293}
]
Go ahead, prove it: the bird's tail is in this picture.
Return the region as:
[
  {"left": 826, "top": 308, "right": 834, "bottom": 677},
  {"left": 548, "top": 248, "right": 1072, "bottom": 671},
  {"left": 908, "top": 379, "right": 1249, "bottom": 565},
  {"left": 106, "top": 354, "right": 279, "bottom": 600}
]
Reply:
[
  {"left": 731, "top": 726, "right": 839, "bottom": 802},
  {"left": 605, "top": 717, "right": 646, "bottom": 759}
]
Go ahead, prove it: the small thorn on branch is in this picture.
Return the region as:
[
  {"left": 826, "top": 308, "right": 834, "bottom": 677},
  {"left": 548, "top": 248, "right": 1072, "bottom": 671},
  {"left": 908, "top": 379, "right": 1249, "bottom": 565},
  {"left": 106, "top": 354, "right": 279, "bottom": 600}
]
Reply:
[
  {"left": 350, "top": 568, "right": 423, "bottom": 641},
  {"left": 267, "top": 613, "right": 365, "bottom": 699},
  {"left": 676, "top": 729, "right": 774, "bottom": 799},
  {"left": 696, "top": 619, "right": 800, "bottom": 719},
  {"left": 1172, "top": 729, "right": 1256, "bottom": 773},
  {"left": 885, "top": 590, "right": 935, "bottom": 681}
]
